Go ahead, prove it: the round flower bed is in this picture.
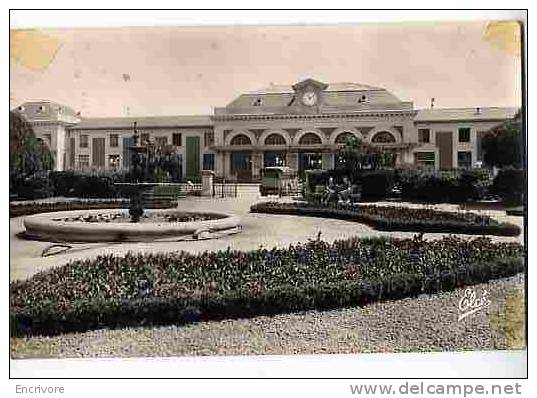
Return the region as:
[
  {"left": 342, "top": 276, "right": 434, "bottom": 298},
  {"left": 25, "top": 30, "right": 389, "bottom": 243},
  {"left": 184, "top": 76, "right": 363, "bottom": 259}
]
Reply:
[
  {"left": 10, "top": 235, "right": 524, "bottom": 336},
  {"left": 250, "top": 202, "right": 521, "bottom": 237}
]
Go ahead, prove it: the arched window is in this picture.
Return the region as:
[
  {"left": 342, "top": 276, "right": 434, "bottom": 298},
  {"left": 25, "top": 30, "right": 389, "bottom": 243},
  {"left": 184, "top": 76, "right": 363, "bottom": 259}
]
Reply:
[
  {"left": 264, "top": 133, "right": 286, "bottom": 145},
  {"left": 371, "top": 131, "right": 396, "bottom": 143},
  {"left": 335, "top": 132, "right": 356, "bottom": 144},
  {"left": 298, "top": 132, "right": 322, "bottom": 145},
  {"left": 230, "top": 134, "right": 252, "bottom": 146}
]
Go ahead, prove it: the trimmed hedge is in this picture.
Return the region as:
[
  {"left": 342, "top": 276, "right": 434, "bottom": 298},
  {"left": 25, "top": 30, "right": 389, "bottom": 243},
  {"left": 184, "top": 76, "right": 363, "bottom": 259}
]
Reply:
[
  {"left": 10, "top": 199, "right": 176, "bottom": 218},
  {"left": 250, "top": 202, "right": 521, "bottom": 237},
  {"left": 10, "top": 235, "right": 524, "bottom": 336},
  {"left": 398, "top": 169, "right": 491, "bottom": 203}
]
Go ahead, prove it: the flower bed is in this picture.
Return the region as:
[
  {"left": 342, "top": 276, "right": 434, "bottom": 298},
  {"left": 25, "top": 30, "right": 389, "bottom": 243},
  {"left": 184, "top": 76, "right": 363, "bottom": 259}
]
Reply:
[
  {"left": 10, "top": 235, "right": 523, "bottom": 336},
  {"left": 250, "top": 202, "right": 521, "bottom": 237},
  {"left": 10, "top": 199, "right": 175, "bottom": 218}
]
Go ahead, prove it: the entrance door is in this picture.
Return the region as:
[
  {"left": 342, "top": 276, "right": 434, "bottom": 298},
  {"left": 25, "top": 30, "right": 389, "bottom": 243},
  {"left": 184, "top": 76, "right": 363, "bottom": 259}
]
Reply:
[
  {"left": 435, "top": 132, "right": 453, "bottom": 169},
  {"left": 264, "top": 151, "right": 286, "bottom": 167},
  {"left": 186, "top": 136, "right": 200, "bottom": 180},
  {"left": 230, "top": 151, "right": 252, "bottom": 181},
  {"left": 298, "top": 152, "right": 322, "bottom": 175},
  {"left": 92, "top": 137, "right": 105, "bottom": 169}
]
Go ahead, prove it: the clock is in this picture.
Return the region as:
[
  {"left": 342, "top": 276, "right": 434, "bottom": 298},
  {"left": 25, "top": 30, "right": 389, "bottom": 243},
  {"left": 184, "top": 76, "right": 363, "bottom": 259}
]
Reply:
[{"left": 301, "top": 91, "right": 318, "bottom": 106}]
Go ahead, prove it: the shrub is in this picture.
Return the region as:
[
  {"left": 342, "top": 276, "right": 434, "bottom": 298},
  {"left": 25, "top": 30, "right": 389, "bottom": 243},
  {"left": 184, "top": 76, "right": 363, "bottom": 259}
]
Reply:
[
  {"left": 492, "top": 167, "right": 525, "bottom": 206},
  {"left": 9, "top": 199, "right": 176, "bottom": 218},
  {"left": 50, "top": 171, "right": 127, "bottom": 198},
  {"left": 398, "top": 169, "right": 491, "bottom": 203},
  {"left": 250, "top": 202, "right": 521, "bottom": 236},
  {"left": 10, "top": 236, "right": 524, "bottom": 336},
  {"left": 358, "top": 170, "right": 396, "bottom": 200}
]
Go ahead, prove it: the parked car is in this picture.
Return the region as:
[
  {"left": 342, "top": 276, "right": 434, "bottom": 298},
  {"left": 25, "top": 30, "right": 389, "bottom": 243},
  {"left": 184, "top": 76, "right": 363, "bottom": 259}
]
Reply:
[{"left": 259, "top": 166, "right": 299, "bottom": 196}]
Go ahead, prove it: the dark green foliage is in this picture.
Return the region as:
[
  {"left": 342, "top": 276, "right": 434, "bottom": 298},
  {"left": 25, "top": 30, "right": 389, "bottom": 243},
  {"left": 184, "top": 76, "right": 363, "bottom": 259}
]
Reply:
[
  {"left": 10, "top": 111, "right": 55, "bottom": 199},
  {"left": 250, "top": 202, "right": 521, "bottom": 236},
  {"left": 50, "top": 171, "right": 127, "bottom": 198},
  {"left": 492, "top": 167, "right": 525, "bottom": 206},
  {"left": 398, "top": 169, "right": 491, "bottom": 203},
  {"left": 336, "top": 137, "right": 396, "bottom": 173},
  {"left": 482, "top": 116, "right": 523, "bottom": 168},
  {"left": 10, "top": 236, "right": 524, "bottom": 336},
  {"left": 358, "top": 170, "right": 396, "bottom": 199},
  {"left": 9, "top": 199, "right": 175, "bottom": 218}
]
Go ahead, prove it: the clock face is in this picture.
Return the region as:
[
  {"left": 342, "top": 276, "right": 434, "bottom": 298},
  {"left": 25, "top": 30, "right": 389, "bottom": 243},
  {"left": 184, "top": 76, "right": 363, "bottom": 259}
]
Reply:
[{"left": 302, "top": 91, "right": 318, "bottom": 106}]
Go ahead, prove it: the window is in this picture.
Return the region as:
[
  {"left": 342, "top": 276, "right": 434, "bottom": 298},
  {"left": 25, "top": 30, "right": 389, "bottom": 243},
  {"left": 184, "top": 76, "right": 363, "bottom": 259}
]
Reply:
[
  {"left": 418, "top": 128, "right": 430, "bottom": 143},
  {"left": 335, "top": 132, "right": 356, "bottom": 144},
  {"left": 80, "top": 134, "right": 89, "bottom": 148},
  {"left": 414, "top": 151, "right": 435, "bottom": 168},
  {"left": 204, "top": 131, "right": 214, "bottom": 147},
  {"left": 264, "top": 133, "right": 286, "bottom": 145},
  {"left": 203, "top": 153, "right": 215, "bottom": 171},
  {"left": 372, "top": 131, "right": 396, "bottom": 143},
  {"left": 458, "top": 128, "right": 471, "bottom": 143},
  {"left": 43, "top": 134, "right": 52, "bottom": 145},
  {"left": 252, "top": 98, "right": 263, "bottom": 106},
  {"left": 77, "top": 154, "right": 90, "bottom": 169},
  {"left": 155, "top": 136, "right": 168, "bottom": 147},
  {"left": 109, "top": 134, "right": 119, "bottom": 147},
  {"left": 172, "top": 133, "right": 182, "bottom": 146},
  {"left": 298, "top": 133, "right": 322, "bottom": 145},
  {"left": 108, "top": 154, "right": 120, "bottom": 170},
  {"left": 140, "top": 133, "right": 150, "bottom": 144},
  {"left": 230, "top": 134, "right": 252, "bottom": 146},
  {"left": 357, "top": 95, "right": 368, "bottom": 103},
  {"left": 458, "top": 151, "right": 472, "bottom": 169}
]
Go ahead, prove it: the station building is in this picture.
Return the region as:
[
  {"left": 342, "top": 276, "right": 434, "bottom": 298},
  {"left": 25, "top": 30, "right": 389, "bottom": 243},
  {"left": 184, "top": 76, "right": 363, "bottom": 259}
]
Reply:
[{"left": 14, "top": 78, "right": 518, "bottom": 180}]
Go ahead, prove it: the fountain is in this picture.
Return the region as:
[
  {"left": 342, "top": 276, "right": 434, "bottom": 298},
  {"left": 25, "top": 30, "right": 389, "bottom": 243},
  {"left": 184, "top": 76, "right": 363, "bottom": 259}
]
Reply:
[
  {"left": 115, "top": 121, "right": 157, "bottom": 222},
  {"left": 23, "top": 122, "right": 241, "bottom": 242}
]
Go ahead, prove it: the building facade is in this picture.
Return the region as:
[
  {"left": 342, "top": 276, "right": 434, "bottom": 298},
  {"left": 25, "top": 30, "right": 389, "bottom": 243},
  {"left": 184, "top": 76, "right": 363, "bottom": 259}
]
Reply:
[{"left": 14, "top": 78, "right": 518, "bottom": 180}]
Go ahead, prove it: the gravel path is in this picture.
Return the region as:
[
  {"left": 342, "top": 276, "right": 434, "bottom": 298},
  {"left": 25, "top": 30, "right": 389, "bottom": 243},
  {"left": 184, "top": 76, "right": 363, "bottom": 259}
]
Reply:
[{"left": 11, "top": 274, "right": 525, "bottom": 359}]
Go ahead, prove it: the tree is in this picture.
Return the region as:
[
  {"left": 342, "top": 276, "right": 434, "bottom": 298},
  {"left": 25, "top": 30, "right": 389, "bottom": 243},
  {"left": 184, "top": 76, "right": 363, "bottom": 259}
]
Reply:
[
  {"left": 10, "top": 111, "right": 54, "bottom": 195},
  {"left": 482, "top": 114, "right": 523, "bottom": 168},
  {"left": 336, "top": 136, "right": 396, "bottom": 175}
]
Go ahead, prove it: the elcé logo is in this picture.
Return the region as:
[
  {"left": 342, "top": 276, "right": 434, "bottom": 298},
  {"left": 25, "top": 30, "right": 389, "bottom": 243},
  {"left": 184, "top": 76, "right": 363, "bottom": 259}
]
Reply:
[{"left": 458, "top": 288, "right": 491, "bottom": 322}]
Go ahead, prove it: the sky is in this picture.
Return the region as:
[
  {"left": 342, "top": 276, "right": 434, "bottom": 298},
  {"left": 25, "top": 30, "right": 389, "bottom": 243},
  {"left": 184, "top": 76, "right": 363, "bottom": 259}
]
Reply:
[{"left": 10, "top": 21, "right": 522, "bottom": 117}]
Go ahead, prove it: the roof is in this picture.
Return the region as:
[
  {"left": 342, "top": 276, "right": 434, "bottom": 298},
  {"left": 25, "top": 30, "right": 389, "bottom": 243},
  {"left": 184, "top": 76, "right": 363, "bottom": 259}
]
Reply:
[
  {"left": 13, "top": 101, "right": 80, "bottom": 124},
  {"left": 69, "top": 115, "right": 213, "bottom": 130},
  {"left": 415, "top": 107, "right": 519, "bottom": 122},
  {"left": 225, "top": 79, "right": 403, "bottom": 110},
  {"left": 249, "top": 82, "right": 384, "bottom": 95}
]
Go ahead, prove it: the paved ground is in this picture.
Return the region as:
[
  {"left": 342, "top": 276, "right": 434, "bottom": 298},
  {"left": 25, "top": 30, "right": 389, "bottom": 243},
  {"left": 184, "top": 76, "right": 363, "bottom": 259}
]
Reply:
[
  {"left": 10, "top": 274, "right": 525, "bottom": 358},
  {"left": 10, "top": 194, "right": 524, "bottom": 281}
]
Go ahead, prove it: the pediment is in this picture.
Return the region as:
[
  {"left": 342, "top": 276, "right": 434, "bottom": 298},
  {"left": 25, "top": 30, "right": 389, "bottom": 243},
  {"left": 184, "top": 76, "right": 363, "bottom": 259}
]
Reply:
[{"left": 291, "top": 78, "right": 329, "bottom": 92}]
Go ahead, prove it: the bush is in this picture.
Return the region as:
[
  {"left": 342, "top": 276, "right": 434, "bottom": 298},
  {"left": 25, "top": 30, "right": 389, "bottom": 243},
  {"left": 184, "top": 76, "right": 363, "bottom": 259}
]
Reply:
[
  {"left": 492, "top": 167, "right": 525, "bottom": 206},
  {"left": 11, "top": 172, "right": 54, "bottom": 200},
  {"left": 399, "top": 169, "right": 491, "bottom": 203},
  {"left": 9, "top": 198, "right": 176, "bottom": 218},
  {"left": 250, "top": 202, "right": 521, "bottom": 236},
  {"left": 50, "top": 171, "right": 127, "bottom": 198},
  {"left": 10, "top": 236, "right": 524, "bottom": 336},
  {"left": 358, "top": 170, "right": 396, "bottom": 200}
]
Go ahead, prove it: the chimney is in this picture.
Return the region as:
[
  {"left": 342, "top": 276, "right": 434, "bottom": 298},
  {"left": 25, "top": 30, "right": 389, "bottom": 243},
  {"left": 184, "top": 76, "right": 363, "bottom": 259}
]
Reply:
[
  {"left": 430, "top": 98, "right": 435, "bottom": 109},
  {"left": 475, "top": 107, "right": 481, "bottom": 114}
]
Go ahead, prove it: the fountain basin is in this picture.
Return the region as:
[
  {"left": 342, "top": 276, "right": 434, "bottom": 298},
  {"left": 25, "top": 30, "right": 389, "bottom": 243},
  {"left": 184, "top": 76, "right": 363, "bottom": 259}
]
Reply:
[{"left": 23, "top": 209, "right": 241, "bottom": 242}]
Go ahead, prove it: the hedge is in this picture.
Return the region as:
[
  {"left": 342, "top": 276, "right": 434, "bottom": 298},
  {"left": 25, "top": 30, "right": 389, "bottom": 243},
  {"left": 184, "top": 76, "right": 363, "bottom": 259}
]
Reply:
[
  {"left": 10, "top": 235, "right": 524, "bottom": 336},
  {"left": 9, "top": 199, "right": 176, "bottom": 218},
  {"left": 250, "top": 202, "right": 521, "bottom": 237},
  {"left": 398, "top": 169, "right": 491, "bottom": 203}
]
